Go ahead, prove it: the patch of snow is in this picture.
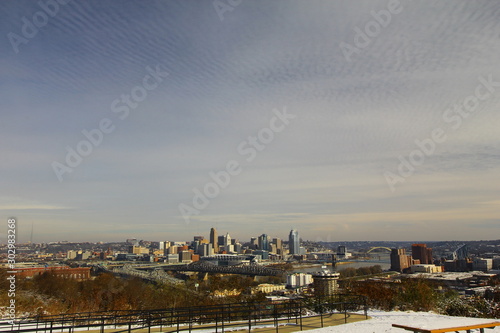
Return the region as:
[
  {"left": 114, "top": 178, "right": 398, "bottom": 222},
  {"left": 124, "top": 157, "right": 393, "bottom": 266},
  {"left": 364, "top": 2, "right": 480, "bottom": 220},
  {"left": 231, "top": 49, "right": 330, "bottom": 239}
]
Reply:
[{"left": 308, "top": 310, "right": 500, "bottom": 333}]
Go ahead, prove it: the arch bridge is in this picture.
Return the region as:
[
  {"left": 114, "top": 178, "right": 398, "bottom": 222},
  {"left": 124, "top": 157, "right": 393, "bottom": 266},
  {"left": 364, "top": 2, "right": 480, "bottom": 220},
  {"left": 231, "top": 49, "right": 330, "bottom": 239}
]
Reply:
[{"left": 366, "top": 247, "right": 392, "bottom": 254}]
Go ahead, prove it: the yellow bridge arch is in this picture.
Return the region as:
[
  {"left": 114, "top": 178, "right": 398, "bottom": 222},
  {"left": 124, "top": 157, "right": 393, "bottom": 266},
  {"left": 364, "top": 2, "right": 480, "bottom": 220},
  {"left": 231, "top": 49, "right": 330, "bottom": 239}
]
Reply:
[{"left": 366, "top": 247, "right": 392, "bottom": 253}]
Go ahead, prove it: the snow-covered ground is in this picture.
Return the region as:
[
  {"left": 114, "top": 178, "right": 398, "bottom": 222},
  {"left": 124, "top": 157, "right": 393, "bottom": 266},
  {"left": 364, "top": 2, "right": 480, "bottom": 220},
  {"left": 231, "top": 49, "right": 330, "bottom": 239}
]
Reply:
[
  {"left": 2, "top": 310, "right": 499, "bottom": 332},
  {"left": 308, "top": 310, "right": 500, "bottom": 333}
]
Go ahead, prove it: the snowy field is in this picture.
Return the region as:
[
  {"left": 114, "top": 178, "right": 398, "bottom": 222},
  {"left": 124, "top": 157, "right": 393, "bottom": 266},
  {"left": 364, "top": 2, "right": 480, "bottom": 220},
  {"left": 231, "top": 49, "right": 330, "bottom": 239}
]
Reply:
[{"left": 308, "top": 310, "right": 500, "bottom": 333}]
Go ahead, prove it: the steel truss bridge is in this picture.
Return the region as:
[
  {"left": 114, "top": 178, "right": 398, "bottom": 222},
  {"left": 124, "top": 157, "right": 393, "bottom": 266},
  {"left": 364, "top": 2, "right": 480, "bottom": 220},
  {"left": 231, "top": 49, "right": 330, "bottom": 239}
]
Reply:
[
  {"left": 149, "top": 261, "right": 285, "bottom": 276},
  {"left": 111, "top": 265, "right": 184, "bottom": 285}
]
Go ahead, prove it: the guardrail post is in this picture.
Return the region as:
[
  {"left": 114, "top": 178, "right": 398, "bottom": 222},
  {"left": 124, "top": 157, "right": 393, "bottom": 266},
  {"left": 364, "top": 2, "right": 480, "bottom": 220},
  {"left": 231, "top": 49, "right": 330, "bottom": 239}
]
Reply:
[
  {"left": 286, "top": 301, "right": 290, "bottom": 323},
  {"left": 274, "top": 304, "right": 278, "bottom": 333},
  {"left": 293, "top": 303, "right": 299, "bottom": 325},
  {"left": 344, "top": 303, "right": 347, "bottom": 324},
  {"left": 299, "top": 302, "right": 303, "bottom": 331},
  {"left": 221, "top": 305, "right": 224, "bottom": 333},
  {"left": 320, "top": 308, "right": 324, "bottom": 327},
  {"left": 364, "top": 297, "right": 368, "bottom": 319},
  {"left": 189, "top": 308, "right": 192, "bottom": 333}
]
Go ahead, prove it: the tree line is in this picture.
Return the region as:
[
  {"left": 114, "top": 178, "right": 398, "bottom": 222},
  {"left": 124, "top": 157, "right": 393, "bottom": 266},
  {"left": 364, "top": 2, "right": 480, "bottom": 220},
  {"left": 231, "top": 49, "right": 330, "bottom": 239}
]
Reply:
[
  {"left": 0, "top": 269, "right": 265, "bottom": 316},
  {"left": 344, "top": 278, "right": 500, "bottom": 318},
  {"left": 337, "top": 265, "right": 383, "bottom": 278}
]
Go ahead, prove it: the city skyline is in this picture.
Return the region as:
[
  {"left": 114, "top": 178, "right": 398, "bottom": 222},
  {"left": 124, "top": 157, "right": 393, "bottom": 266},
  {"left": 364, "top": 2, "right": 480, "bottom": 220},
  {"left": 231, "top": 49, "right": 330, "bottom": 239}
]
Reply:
[{"left": 1, "top": 1, "right": 500, "bottom": 243}]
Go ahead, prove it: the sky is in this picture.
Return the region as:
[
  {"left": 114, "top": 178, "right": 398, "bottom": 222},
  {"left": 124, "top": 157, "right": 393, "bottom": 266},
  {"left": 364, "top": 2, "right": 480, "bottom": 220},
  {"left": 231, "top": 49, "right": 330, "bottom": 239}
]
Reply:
[{"left": 1, "top": 0, "right": 499, "bottom": 243}]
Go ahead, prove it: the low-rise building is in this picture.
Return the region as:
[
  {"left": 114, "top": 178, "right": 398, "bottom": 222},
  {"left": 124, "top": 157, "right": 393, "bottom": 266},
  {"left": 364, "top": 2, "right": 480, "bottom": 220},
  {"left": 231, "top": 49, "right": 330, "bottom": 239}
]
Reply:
[
  {"left": 252, "top": 284, "right": 286, "bottom": 294},
  {"left": 167, "top": 253, "right": 179, "bottom": 263},
  {"left": 12, "top": 266, "right": 91, "bottom": 280},
  {"left": 473, "top": 258, "right": 493, "bottom": 272},
  {"left": 410, "top": 264, "right": 443, "bottom": 274},
  {"left": 287, "top": 273, "right": 313, "bottom": 288}
]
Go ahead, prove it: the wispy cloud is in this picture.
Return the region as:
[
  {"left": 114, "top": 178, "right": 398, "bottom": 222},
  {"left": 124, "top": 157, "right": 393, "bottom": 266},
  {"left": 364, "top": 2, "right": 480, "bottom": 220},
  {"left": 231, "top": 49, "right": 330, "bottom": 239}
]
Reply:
[{"left": 0, "top": 197, "right": 72, "bottom": 211}]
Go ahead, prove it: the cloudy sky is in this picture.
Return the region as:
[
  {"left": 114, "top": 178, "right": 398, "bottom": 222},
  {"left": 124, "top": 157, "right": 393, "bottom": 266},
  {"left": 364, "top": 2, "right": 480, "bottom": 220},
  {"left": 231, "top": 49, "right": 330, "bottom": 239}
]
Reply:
[{"left": 1, "top": 0, "right": 499, "bottom": 243}]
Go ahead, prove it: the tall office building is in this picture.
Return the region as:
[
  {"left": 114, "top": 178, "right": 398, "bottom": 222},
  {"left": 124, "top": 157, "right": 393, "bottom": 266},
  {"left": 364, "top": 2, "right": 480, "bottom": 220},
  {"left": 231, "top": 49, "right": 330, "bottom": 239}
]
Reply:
[
  {"left": 258, "top": 234, "right": 269, "bottom": 251},
  {"left": 199, "top": 243, "right": 214, "bottom": 257},
  {"left": 221, "top": 233, "right": 233, "bottom": 252},
  {"left": 390, "top": 248, "right": 411, "bottom": 272},
  {"left": 289, "top": 229, "right": 300, "bottom": 255},
  {"left": 234, "top": 242, "right": 242, "bottom": 253},
  {"left": 250, "top": 237, "right": 258, "bottom": 249},
  {"left": 224, "top": 233, "right": 231, "bottom": 247},
  {"left": 273, "top": 237, "right": 283, "bottom": 254},
  {"left": 192, "top": 240, "right": 200, "bottom": 254},
  {"left": 218, "top": 236, "right": 225, "bottom": 247},
  {"left": 210, "top": 227, "right": 218, "bottom": 253},
  {"left": 412, "top": 244, "right": 433, "bottom": 265}
]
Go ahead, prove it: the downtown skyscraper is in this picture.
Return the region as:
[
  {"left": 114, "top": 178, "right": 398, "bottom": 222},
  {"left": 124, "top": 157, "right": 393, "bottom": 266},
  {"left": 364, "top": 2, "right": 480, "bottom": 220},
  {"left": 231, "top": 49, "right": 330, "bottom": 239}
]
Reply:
[
  {"left": 289, "top": 229, "right": 300, "bottom": 255},
  {"left": 412, "top": 244, "right": 433, "bottom": 265},
  {"left": 258, "top": 234, "right": 269, "bottom": 251},
  {"left": 210, "top": 227, "right": 218, "bottom": 253}
]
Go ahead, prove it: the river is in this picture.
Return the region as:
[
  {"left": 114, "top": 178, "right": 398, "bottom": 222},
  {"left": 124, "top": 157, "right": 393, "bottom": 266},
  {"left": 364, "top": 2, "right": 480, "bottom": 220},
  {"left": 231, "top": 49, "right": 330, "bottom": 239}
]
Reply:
[{"left": 291, "top": 253, "right": 391, "bottom": 273}]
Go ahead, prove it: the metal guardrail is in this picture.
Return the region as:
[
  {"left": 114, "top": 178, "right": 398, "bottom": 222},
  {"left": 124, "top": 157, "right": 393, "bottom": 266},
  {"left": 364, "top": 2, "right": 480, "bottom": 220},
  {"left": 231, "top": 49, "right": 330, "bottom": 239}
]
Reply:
[{"left": 1, "top": 295, "right": 368, "bottom": 333}]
